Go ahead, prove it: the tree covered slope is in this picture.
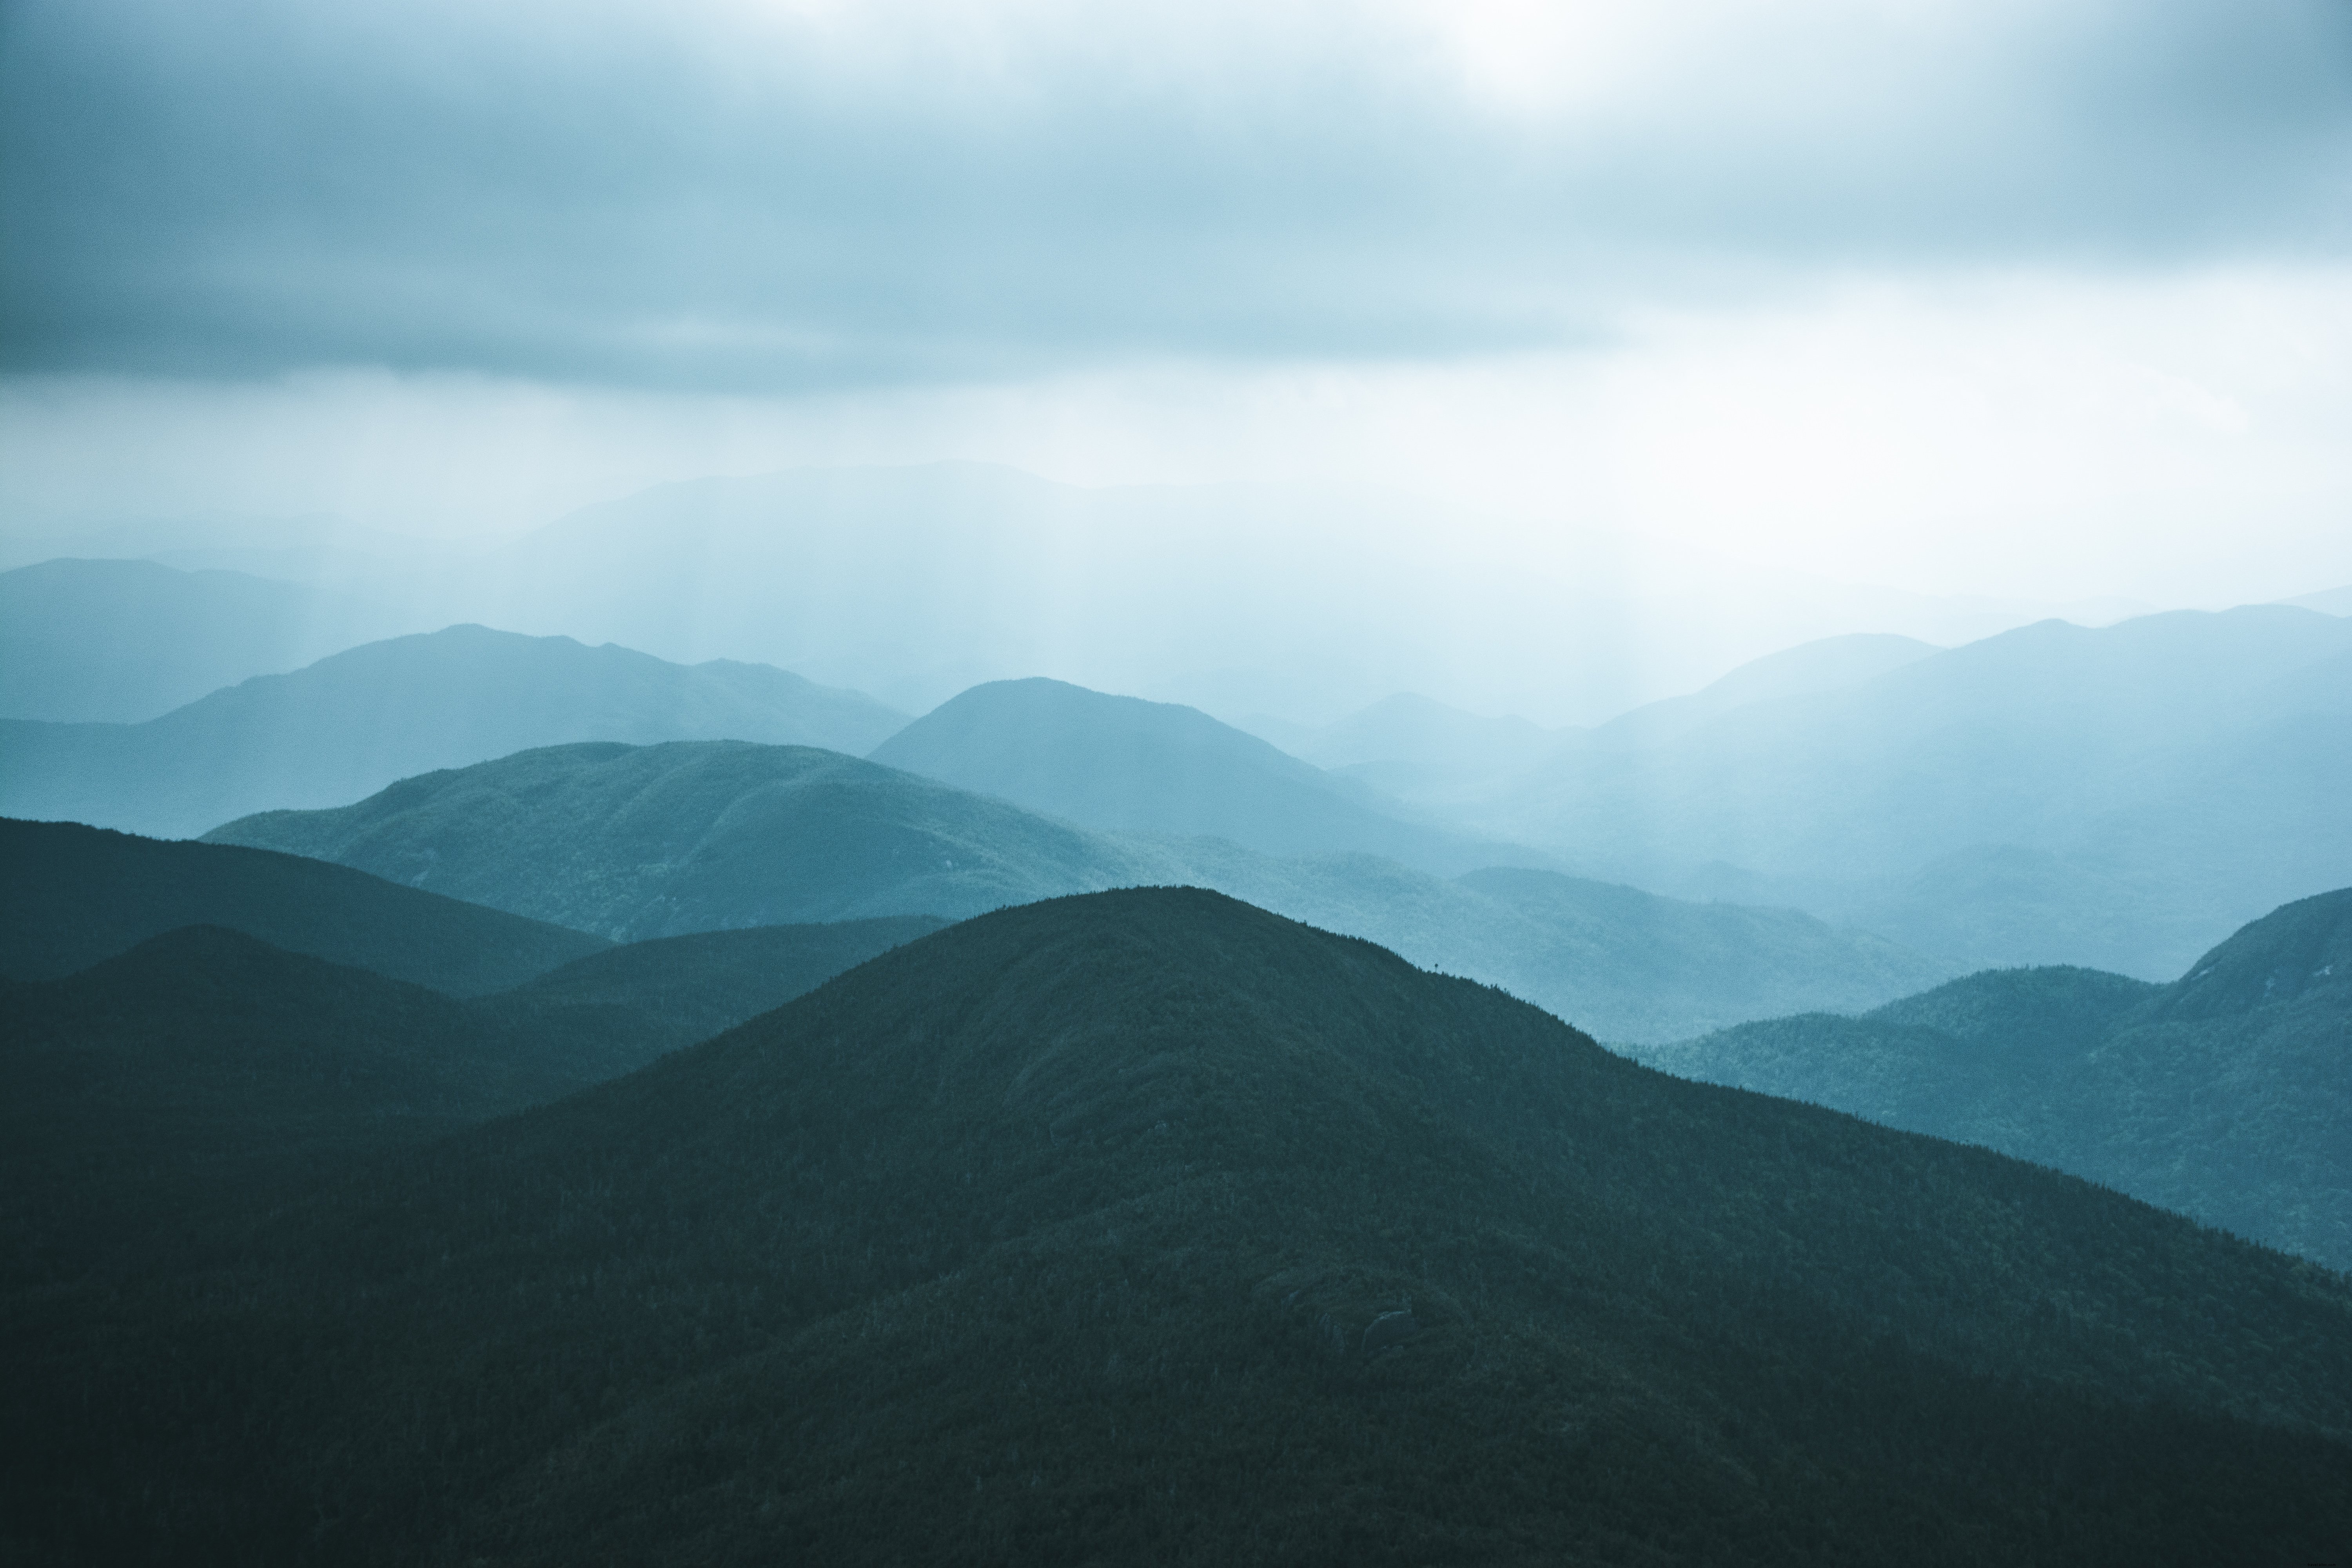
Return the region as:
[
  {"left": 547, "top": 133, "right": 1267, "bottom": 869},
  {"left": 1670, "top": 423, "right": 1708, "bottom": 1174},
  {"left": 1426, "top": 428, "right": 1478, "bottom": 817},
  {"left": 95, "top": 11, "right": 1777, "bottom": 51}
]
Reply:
[
  {"left": 9, "top": 890, "right": 2349, "bottom": 1564},
  {"left": 1633, "top": 887, "right": 2352, "bottom": 1269}
]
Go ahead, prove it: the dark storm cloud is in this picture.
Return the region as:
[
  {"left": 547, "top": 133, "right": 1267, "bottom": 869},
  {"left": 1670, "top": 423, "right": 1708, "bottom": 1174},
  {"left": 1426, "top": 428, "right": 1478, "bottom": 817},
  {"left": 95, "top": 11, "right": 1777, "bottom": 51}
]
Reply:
[{"left": 2, "top": 0, "right": 2347, "bottom": 390}]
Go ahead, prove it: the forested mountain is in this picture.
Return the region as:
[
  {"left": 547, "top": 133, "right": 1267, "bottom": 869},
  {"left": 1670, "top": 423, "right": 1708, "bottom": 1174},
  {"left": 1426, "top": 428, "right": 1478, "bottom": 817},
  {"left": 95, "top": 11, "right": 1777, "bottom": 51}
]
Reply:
[
  {"left": 9, "top": 890, "right": 2348, "bottom": 1563},
  {"left": 0, "top": 926, "right": 668, "bottom": 1287},
  {"left": 0, "top": 817, "right": 606, "bottom": 993},
  {"left": 1633, "top": 887, "right": 2352, "bottom": 1269},
  {"left": 207, "top": 740, "right": 1159, "bottom": 938},
  {"left": 868, "top": 677, "right": 1532, "bottom": 875},
  {"left": 489, "top": 916, "right": 948, "bottom": 1051},
  {"left": 1471, "top": 606, "right": 2352, "bottom": 976},
  {"left": 0, "top": 624, "right": 909, "bottom": 838},
  {"left": 0, "top": 557, "right": 416, "bottom": 722},
  {"left": 208, "top": 740, "right": 1952, "bottom": 1041}
]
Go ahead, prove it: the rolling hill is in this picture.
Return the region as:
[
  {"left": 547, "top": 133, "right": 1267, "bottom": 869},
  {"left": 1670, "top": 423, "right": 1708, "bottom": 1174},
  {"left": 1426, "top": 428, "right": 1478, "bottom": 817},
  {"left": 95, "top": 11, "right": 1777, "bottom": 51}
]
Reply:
[
  {"left": 0, "top": 624, "right": 910, "bottom": 838},
  {"left": 0, "top": 817, "right": 607, "bottom": 993},
  {"left": 1470, "top": 606, "right": 2352, "bottom": 976},
  {"left": 1633, "top": 887, "right": 2352, "bottom": 1269},
  {"left": 0, "top": 557, "right": 417, "bottom": 723},
  {"left": 0, "top": 925, "right": 667, "bottom": 1287},
  {"left": 9, "top": 889, "right": 2349, "bottom": 1563},
  {"left": 206, "top": 739, "right": 1161, "bottom": 939},
  {"left": 868, "top": 677, "right": 1536, "bottom": 875},
  {"left": 486, "top": 915, "right": 949, "bottom": 1051},
  {"left": 207, "top": 740, "right": 1953, "bottom": 1040}
]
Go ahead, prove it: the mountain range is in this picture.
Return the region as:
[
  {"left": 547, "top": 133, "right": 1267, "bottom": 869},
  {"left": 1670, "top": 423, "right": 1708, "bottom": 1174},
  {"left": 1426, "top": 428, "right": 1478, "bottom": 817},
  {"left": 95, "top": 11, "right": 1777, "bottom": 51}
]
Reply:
[
  {"left": 1632, "top": 887, "right": 2352, "bottom": 1270},
  {"left": 1453, "top": 606, "right": 2352, "bottom": 977},
  {"left": 868, "top": 676, "right": 1537, "bottom": 875},
  {"left": 0, "top": 624, "right": 909, "bottom": 838},
  {"left": 8, "top": 888, "right": 2348, "bottom": 1563},
  {"left": 204, "top": 740, "right": 1954, "bottom": 1042}
]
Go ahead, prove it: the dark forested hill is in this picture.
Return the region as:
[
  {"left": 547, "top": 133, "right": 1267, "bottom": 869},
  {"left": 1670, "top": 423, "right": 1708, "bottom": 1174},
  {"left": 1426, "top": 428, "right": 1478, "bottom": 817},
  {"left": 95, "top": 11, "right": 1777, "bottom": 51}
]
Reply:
[
  {"left": 488, "top": 915, "right": 949, "bottom": 1050},
  {"left": 10, "top": 889, "right": 2349, "bottom": 1564},
  {"left": 0, "top": 557, "right": 416, "bottom": 723},
  {"left": 205, "top": 741, "right": 1950, "bottom": 1040},
  {"left": 0, "top": 926, "right": 666, "bottom": 1287},
  {"left": 0, "top": 624, "right": 909, "bottom": 837},
  {"left": 1634, "top": 887, "right": 2352, "bottom": 1269},
  {"left": 0, "top": 817, "right": 607, "bottom": 993},
  {"left": 869, "top": 676, "right": 1533, "bottom": 875}
]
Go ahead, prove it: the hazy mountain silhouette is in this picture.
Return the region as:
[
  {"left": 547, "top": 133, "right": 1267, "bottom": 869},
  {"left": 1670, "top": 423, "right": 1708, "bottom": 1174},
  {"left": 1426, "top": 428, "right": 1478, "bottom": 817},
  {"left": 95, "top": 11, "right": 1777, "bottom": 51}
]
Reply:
[
  {"left": 1284, "top": 634, "right": 1942, "bottom": 806},
  {"left": 1634, "top": 887, "right": 2352, "bottom": 1269},
  {"left": 0, "top": 818, "right": 606, "bottom": 993},
  {"left": 12, "top": 889, "right": 2349, "bottom": 1563},
  {"left": 0, "top": 624, "right": 910, "bottom": 837},
  {"left": 869, "top": 677, "right": 1539, "bottom": 875},
  {"left": 2281, "top": 584, "right": 2352, "bottom": 616},
  {"left": 0, "top": 557, "right": 419, "bottom": 723},
  {"left": 208, "top": 740, "right": 1951, "bottom": 1040},
  {"left": 1472, "top": 606, "right": 2352, "bottom": 976},
  {"left": 0, "top": 925, "right": 669, "bottom": 1287}
]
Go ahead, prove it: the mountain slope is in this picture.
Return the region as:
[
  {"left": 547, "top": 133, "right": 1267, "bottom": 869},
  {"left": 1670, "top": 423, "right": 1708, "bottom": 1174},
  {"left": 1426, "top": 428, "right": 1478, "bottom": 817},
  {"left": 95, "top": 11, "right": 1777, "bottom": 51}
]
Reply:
[
  {"left": 0, "top": 817, "right": 607, "bottom": 993},
  {"left": 869, "top": 677, "right": 1532, "bottom": 875},
  {"left": 1476, "top": 606, "right": 2352, "bottom": 975},
  {"left": 0, "top": 557, "right": 416, "bottom": 723},
  {"left": 0, "top": 926, "right": 669, "bottom": 1286},
  {"left": 207, "top": 740, "right": 1161, "bottom": 939},
  {"left": 1634, "top": 887, "right": 2352, "bottom": 1269},
  {"left": 207, "top": 741, "right": 1951, "bottom": 1040},
  {"left": 489, "top": 915, "right": 949, "bottom": 1050},
  {"left": 11, "top": 889, "right": 2350, "bottom": 1564},
  {"left": 0, "top": 624, "right": 909, "bottom": 837}
]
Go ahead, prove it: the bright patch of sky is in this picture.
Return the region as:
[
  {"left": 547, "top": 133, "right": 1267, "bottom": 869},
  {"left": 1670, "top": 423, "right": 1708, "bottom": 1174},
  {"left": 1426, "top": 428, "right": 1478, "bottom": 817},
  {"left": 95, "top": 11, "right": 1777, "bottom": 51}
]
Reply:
[{"left": 3, "top": 0, "right": 2348, "bottom": 640}]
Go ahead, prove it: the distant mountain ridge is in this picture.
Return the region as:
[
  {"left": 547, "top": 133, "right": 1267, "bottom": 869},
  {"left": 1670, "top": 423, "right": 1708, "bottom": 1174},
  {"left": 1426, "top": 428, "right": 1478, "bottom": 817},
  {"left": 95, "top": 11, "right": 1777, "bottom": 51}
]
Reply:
[
  {"left": 0, "top": 624, "right": 909, "bottom": 838},
  {"left": 208, "top": 738, "right": 1955, "bottom": 1041},
  {"left": 1633, "top": 886, "right": 2352, "bottom": 1269},
  {"left": 1466, "top": 606, "right": 2352, "bottom": 976},
  {"left": 868, "top": 676, "right": 1541, "bottom": 876}
]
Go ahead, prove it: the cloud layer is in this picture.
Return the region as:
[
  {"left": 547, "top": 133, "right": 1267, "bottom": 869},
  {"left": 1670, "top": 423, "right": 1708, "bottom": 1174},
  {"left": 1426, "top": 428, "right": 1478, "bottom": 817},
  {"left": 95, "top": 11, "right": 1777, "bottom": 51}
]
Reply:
[{"left": 6, "top": 0, "right": 2348, "bottom": 389}]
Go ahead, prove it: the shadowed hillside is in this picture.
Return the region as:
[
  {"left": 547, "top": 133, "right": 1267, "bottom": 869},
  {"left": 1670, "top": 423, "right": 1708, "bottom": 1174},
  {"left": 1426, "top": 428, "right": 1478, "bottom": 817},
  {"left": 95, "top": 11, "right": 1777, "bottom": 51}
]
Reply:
[
  {"left": 1635, "top": 888, "right": 2352, "bottom": 1269},
  {"left": 0, "top": 926, "right": 666, "bottom": 1286},
  {"left": 8, "top": 889, "right": 2348, "bottom": 1564},
  {"left": 488, "top": 915, "right": 950, "bottom": 1051},
  {"left": 0, "top": 624, "right": 909, "bottom": 837},
  {"left": 0, "top": 817, "right": 608, "bottom": 993}
]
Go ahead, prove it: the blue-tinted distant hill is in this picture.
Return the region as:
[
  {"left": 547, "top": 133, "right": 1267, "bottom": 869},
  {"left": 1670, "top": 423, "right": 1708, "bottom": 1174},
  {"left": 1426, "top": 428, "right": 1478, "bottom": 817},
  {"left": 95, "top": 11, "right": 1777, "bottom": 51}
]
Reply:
[
  {"left": 0, "top": 624, "right": 909, "bottom": 838},
  {"left": 1470, "top": 606, "right": 2352, "bottom": 976},
  {"left": 1634, "top": 887, "right": 2352, "bottom": 1270},
  {"left": 0, "top": 557, "right": 418, "bottom": 722},
  {"left": 208, "top": 739, "right": 1952, "bottom": 1041},
  {"left": 869, "top": 677, "right": 1543, "bottom": 876}
]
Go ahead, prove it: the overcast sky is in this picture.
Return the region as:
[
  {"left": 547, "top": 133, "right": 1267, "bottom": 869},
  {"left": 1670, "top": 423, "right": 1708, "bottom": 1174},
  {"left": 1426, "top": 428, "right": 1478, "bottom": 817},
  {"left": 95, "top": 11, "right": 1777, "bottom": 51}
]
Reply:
[{"left": 3, "top": 0, "right": 2350, "bottom": 610}]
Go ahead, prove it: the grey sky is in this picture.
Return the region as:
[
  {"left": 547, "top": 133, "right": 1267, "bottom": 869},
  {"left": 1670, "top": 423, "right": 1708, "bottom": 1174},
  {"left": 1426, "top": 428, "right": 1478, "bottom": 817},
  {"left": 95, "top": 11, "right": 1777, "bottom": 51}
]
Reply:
[{"left": 6, "top": 0, "right": 2349, "bottom": 390}]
